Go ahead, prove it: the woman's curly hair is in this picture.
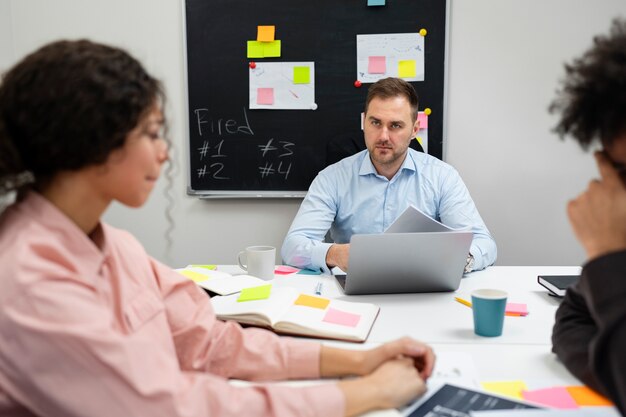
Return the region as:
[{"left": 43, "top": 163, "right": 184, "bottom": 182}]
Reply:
[
  {"left": 550, "top": 18, "right": 626, "bottom": 149},
  {"left": 0, "top": 39, "right": 165, "bottom": 194}
]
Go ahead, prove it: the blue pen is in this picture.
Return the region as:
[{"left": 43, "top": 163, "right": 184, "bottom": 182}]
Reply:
[{"left": 315, "top": 282, "right": 323, "bottom": 296}]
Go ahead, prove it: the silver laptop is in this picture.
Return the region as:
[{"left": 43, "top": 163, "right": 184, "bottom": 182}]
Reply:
[{"left": 335, "top": 231, "right": 472, "bottom": 295}]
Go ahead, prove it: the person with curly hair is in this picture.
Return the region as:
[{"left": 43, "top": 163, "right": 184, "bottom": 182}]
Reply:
[
  {"left": 550, "top": 19, "right": 626, "bottom": 413},
  {"left": 0, "top": 40, "right": 435, "bottom": 416}
]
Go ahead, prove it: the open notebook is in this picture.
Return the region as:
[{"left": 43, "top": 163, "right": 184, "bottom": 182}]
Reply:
[
  {"left": 210, "top": 286, "right": 379, "bottom": 342},
  {"left": 176, "top": 266, "right": 267, "bottom": 296}
]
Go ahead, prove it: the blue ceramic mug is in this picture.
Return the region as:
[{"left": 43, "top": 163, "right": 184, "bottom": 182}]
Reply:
[{"left": 471, "top": 289, "right": 508, "bottom": 337}]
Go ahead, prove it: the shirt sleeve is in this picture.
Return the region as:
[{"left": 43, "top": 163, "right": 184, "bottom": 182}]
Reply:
[
  {"left": 0, "top": 265, "right": 344, "bottom": 417},
  {"left": 552, "top": 250, "right": 626, "bottom": 413},
  {"left": 436, "top": 167, "right": 497, "bottom": 271},
  {"left": 281, "top": 171, "right": 337, "bottom": 274}
]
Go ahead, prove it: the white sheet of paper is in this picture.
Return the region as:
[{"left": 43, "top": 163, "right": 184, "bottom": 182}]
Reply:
[
  {"left": 356, "top": 33, "right": 425, "bottom": 83},
  {"left": 249, "top": 62, "right": 316, "bottom": 110}
]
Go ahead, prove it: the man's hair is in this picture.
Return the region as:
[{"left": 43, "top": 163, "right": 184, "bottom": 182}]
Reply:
[
  {"left": 550, "top": 19, "right": 626, "bottom": 149},
  {"left": 365, "top": 77, "right": 419, "bottom": 121},
  {"left": 0, "top": 39, "right": 166, "bottom": 194}
]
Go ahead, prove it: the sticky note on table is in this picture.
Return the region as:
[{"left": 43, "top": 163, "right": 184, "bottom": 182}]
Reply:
[
  {"left": 257, "top": 25, "right": 275, "bottom": 42},
  {"left": 398, "top": 60, "right": 417, "bottom": 78},
  {"left": 323, "top": 308, "right": 361, "bottom": 327},
  {"left": 566, "top": 386, "right": 613, "bottom": 406},
  {"left": 263, "top": 40, "right": 281, "bottom": 57},
  {"left": 480, "top": 381, "right": 527, "bottom": 399},
  {"left": 522, "top": 387, "right": 578, "bottom": 409},
  {"left": 293, "top": 66, "right": 310, "bottom": 84},
  {"left": 368, "top": 56, "right": 386, "bottom": 74},
  {"left": 237, "top": 284, "right": 272, "bottom": 302},
  {"left": 275, "top": 265, "right": 300, "bottom": 274},
  {"left": 506, "top": 303, "right": 528, "bottom": 316},
  {"left": 257, "top": 88, "right": 274, "bottom": 105},
  {"left": 368, "top": 0, "right": 385, "bottom": 6},
  {"left": 247, "top": 40, "right": 264, "bottom": 58},
  {"left": 297, "top": 269, "right": 322, "bottom": 275},
  {"left": 179, "top": 269, "right": 210, "bottom": 282},
  {"left": 295, "top": 294, "right": 330, "bottom": 309}
]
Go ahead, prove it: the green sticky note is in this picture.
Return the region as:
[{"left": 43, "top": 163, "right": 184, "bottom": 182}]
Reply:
[
  {"left": 398, "top": 60, "right": 416, "bottom": 78},
  {"left": 247, "top": 40, "right": 264, "bottom": 58},
  {"left": 237, "top": 284, "right": 272, "bottom": 302},
  {"left": 263, "top": 40, "right": 281, "bottom": 57},
  {"left": 293, "top": 66, "right": 310, "bottom": 84}
]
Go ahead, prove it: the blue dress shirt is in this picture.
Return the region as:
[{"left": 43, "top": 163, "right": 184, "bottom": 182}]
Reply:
[{"left": 281, "top": 149, "right": 497, "bottom": 274}]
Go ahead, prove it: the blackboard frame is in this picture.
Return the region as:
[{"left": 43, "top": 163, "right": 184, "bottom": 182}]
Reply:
[{"left": 182, "top": 0, "right": 450, "bottom": 198}]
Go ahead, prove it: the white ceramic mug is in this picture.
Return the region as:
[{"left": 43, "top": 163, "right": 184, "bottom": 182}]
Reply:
[{"left": 237, "top": 246, "right": 276, "bottom": 280}]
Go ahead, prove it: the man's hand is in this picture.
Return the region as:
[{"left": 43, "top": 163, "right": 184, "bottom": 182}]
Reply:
[
  {"left": 326, "top": 243, "right": 350, "bottom": 271},
  {"left": 568, "top": 151, "right": 626, "bottom": 260}
]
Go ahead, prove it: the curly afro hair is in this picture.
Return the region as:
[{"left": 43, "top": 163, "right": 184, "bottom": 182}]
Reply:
[{"left": 550, "top": 19, "right": 626, "bottom": 150}]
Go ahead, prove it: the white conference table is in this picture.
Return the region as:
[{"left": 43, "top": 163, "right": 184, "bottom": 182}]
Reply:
[{"left": 216, "top": 265, "right": 583, "bottom": 386}]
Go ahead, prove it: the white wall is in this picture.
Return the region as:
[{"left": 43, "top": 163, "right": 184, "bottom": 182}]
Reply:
[{"left": 2, "top": 0, "right": 626, "bottom": 267}]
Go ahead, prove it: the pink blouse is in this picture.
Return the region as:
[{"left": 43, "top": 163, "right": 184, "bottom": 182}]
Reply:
[{"left": 0, "top": 192, "right": 344, "bottom": 417}]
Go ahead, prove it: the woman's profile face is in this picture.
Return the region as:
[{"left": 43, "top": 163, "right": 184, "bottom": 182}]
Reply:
[{"left": 90, "top": 105, "right": 168, "bottom": 208}]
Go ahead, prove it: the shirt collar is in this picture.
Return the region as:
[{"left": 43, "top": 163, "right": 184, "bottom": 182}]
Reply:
[
  {"left": 358, "top": 149, "right": 417, "bottom": 180},
  {"left": 22, "top": 191, "right": 109, "bottom": 283}
]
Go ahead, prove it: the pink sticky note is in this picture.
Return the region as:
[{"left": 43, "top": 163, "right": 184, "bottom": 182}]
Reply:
[
  {"left": 368, "top": 56, "right": 386, "bottom": 74},
  {"left": 274, "top": 265, "right": 300, "bottom": 274},
  {"left": 522, "top": 387, "right": 578, "bottom": 409},
  {"left": 506, "top": 303, "right": 528, "bottom": 316},
  {"left": 323, "top": 308, "right": 361, "bottom": 327},
  {"left": 257, "top": 88, "right": 274, "bottom": 105},
  {"left": 417, "top": 112, "right": 429, "bottom": 130}
]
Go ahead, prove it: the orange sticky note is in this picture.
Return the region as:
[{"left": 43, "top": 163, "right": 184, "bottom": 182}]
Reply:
[
  {"left": 566, "top": 386, "right": 613, "bottom": 406},
  {"left": 257, "top": 25, "right": 275, "bottom": 42},
  {"left": 294, "top": 294, "right": 330, "bottom": 310},
  {"left": 323, "top": 308, "right": 360, "bottom": 327}
]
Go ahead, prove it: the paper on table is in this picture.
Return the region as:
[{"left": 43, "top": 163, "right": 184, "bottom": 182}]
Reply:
[{"left": 385, "top": 204, "right": 459, "bottom": 233}]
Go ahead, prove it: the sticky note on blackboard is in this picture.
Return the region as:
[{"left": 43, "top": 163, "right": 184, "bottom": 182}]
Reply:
[
  {"left": 398, "top": 60, "right": 417, "bottom": 78},
  {"left": 257, "top": 25, "right": 275, "bottom": 42},
  {"left": 293, "top": 66, "right": 310, "bottom": 84},
  {"left": 257, "top": 88, "right": 274, "bottom": 105},
  {"left": 263, "top": 40, "right": 281, "bottom": 57},
  {"left": 368, "top": 0, "right": 385, "bottom": 6},
  {"left": 417, "top": 112, "right": 429, "bottom": 130},
  {"left": 247, "top": 41, "right": 264, "bottom": 58},
  {"left": 368, "top": 56, "right": 386, "bottom": 74}
]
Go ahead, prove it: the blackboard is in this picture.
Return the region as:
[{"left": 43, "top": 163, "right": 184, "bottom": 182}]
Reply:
[{"left": 183, "top": 0, "right": 448, "bottom": 197}]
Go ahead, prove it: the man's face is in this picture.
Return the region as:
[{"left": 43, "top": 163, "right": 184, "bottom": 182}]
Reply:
[
  {"left": 603, "top": 132, "right": 626, "bottom": 184},
  {"left": 363, "top": 96, "right": 419, "bottom": 177}
]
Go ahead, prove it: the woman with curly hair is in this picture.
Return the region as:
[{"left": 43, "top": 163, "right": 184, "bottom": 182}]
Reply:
[
  {"left": 0, "top": 40, "right": 434, "bottom": 416},
  {"left": 551, "top": 18, "right": 626, "bottom": 413}
]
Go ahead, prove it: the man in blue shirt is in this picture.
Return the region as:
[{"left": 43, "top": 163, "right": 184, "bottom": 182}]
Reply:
[{"left": 282, "top": 77, "right": 497, "bottom": 274}]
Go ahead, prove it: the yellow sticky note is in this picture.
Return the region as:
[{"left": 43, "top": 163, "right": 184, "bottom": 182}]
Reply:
[
  {"left": 398, "top": 60, "right": 417, "bottom": 78},
  {"left": 238, "top": 284, "right": 272, "bottom": 302},
  {"left": 179, "top": 270, "right": 209, "bottom": 283},
  {"left": 190, "top": 264, "right": 217, "bottom": 270},
  {"left": 247, "top": 41, "right": 264, "bottom": 58},
  {"left": 257, "top": 25, "right": 275, "bottom": 42},
  {"left": 566, "top": 386, "right": 613, "bottom": 406},
  {"left": 294, "top": 294, "right": 330, "bottom": 309},
  {"left": 480, "top": 381, "right": 527, "bottom": 400},
  {"left": 293, "top": 66, "right": 310, "bottom": 84},
  {"left": 263, "top": 40, "right": 281, "bottom": 58}
]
